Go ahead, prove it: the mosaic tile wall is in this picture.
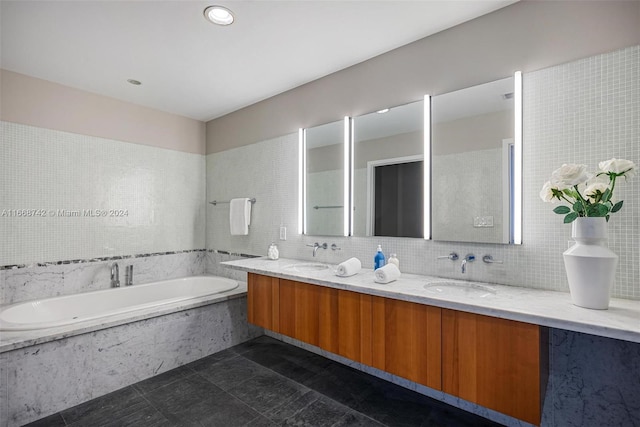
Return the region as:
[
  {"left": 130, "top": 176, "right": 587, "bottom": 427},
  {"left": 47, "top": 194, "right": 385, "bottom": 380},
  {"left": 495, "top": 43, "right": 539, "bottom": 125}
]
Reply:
[
  {"left": 207, "top": 45, "right": 639, "bottom": 299},
  {"left": 0, "top": 122, "right": 206, "bottom": 267}
]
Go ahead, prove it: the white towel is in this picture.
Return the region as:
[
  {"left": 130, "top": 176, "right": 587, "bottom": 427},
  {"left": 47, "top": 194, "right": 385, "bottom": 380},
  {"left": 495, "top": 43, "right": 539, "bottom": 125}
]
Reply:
[
  {"left": 336, "top": 257, "right": 362, "bottom": 277},
  {"left": 374, "top": 263, "right": 401, "bottom": 284},
  {"left": 230, "top": 198, "right": 252, "bottom": 235}
]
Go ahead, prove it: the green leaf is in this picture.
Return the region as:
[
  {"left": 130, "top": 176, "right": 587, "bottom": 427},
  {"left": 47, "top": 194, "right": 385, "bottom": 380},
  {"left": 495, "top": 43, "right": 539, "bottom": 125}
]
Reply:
[
  {"left": 611, "top": 200, "right": 624, "bottom": 213},
  {"left": 564, "top": 212, "right": 579, "bottom": 223},
  {"left": 594, "top": 204, "right": 609, "bottom": 216},
  {"left": 553, "top": 206, "right": 571, "bottom": 214},
  {"left": 602, "top": 188, "right": 611, "bottom": 203},
  {"left": 606, "top": 215, "right": 610, "bottom": 222}
]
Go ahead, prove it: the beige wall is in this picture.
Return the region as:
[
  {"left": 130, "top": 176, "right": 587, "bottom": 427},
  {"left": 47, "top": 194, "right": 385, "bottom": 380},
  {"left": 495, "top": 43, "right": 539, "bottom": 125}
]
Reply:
[
  {"left": 1, "top": 69, "right": 206, "bottom": 154},
  {"left": 206, "top": 0, "right": 640, "bottom": 154}
]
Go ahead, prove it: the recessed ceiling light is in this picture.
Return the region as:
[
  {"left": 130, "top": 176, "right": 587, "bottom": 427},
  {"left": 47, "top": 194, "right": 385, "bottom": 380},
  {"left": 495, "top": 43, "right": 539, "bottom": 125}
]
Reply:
[
  {"left": 377, "top": 108, "right": 390, "bottom": 114},
  {"left": 127, "top": 79, "right": 142, "bottom": 86},
  {"left": 204, "top": 6, "right": 234, "bottom": 26}
]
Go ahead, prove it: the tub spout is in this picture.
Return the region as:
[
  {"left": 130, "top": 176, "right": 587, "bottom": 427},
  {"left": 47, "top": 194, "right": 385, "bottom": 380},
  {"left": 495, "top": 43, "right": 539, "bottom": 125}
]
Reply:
[{"left": 110, "top": 263, "right": 120, "bottom": 287}]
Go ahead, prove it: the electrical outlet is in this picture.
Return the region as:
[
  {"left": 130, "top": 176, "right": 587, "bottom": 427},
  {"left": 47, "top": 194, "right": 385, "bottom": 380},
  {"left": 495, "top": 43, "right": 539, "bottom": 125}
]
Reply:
[
  {"left": 279, "top": 226, "right": 286, "bottom": 240},
  {"left": 473, "top": 216, "right": 494, "bottom": 227}
]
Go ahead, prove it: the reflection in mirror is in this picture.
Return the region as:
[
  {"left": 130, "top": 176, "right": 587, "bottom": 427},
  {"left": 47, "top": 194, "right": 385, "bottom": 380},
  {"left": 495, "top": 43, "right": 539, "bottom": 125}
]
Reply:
[
  {"left": 352, "top": 100, "right": 425, "bottom": 238},
  {"left": 431, "top": 74, "right": 521, "bottom": 244},
  {"left": 301, "top": 119, "right": 347, "bottom": 236}
]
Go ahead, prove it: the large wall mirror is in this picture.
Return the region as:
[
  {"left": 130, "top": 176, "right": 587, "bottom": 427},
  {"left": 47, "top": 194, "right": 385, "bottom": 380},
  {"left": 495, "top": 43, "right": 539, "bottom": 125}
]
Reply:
[
  {"left": 351, "top": 99, "right": 427, "bottom": 238},
  {"left": 431, "top": 73, "right": 522, "bottom": 244},
  {"left": 300, "top": 119, "right": 348, "bottom": 236}
]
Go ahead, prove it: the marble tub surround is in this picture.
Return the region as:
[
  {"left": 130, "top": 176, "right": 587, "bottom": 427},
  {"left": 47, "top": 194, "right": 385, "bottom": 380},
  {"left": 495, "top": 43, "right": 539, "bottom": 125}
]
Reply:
[
  {"left": 0, "top": 280, "right": 247, "bottom": 353},
  {"left": 222, "top": 257, "right": 640, "bottom": 343},
  {"left": 0, "top": 250, "right": 206, "bottom": 305},
  {"left": 0, "top": 296, "right": 262, "bottom": 427}
]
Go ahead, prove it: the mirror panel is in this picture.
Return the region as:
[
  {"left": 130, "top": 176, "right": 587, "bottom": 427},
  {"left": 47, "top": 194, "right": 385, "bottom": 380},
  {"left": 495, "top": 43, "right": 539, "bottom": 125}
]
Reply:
[
  {"left": 302, "top": 119, "right": 346, "bottom": 236},
  {"left": 352, "top": 100, "right": 425, "bottom": 238},
  {"left": 431, "top": 75, "right": 520, "bottom": 244}
]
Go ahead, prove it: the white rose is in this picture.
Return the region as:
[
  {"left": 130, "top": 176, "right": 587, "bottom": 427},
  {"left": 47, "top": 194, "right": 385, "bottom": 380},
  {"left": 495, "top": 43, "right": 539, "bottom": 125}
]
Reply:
[
  {"left": 599, "top": 158, "right": 636, "bottom": 180},
  {"left": 539, "top": 181, "right": 556, "bottom": 202},
  {"left": 584, "top": 182, "right": 609, "bottom": 203},
  {"left": 550, "top": 163, "right": 591, "bottom": 188}
]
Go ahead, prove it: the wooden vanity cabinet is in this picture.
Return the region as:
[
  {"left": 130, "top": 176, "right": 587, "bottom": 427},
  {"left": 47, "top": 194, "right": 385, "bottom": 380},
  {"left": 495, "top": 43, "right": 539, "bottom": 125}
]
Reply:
[
  {"left": 442, "top": 309, "right": 548, "bottom": 426},
  {"left": 247, "top": 273, "right": 547, "bottom": 426}
]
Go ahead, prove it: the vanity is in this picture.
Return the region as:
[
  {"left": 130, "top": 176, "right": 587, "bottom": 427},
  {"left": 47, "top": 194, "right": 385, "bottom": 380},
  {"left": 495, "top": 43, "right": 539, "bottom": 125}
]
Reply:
[{"left": 223, "top": 257, "right": 640, "bottom": 427}]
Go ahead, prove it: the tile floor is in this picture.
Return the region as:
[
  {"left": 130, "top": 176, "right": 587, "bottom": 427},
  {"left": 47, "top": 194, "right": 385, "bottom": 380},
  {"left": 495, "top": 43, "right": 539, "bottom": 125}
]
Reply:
[{"left": 24, "top": 336, "right": 502, "bottom": 427}]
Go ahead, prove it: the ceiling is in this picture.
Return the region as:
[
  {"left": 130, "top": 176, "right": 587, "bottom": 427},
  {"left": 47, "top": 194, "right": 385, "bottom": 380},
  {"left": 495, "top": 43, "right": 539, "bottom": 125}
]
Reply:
[{"left": 1, "top": 0, "right": 517, "bottom": 122}]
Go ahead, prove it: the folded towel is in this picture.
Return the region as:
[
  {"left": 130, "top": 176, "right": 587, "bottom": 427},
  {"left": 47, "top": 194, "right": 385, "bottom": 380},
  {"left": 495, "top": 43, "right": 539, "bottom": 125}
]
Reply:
[
  {"left": 374, "top": 263, "right": 401, "bottom": 284},
  {"left": 230, "top": 198, "right": 252, "bottom": 235},
  {"left": 336, "top": 257, "right": 362, "bottom": 277}
]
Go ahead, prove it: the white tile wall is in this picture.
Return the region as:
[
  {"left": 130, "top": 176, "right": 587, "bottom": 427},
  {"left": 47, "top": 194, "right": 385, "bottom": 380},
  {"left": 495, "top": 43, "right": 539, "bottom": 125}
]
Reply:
[
  {"left": 0, "top": 122, "right": 206, "bottom": 266},
  {"left": 207, "top": 45, "right": 639, "bottom": 300}
]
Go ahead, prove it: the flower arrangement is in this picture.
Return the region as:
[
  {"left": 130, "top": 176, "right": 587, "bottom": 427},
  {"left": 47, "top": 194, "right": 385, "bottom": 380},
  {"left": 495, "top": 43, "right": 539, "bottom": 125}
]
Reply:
[{"left": 540, "top": 158, "right": 636, "bottom": 223}]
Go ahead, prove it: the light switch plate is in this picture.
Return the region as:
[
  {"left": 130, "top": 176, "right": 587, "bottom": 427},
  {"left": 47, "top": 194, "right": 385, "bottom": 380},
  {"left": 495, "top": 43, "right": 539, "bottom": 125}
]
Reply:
[{"left": 279, "top": 226, "right": 286, "bottom": 240}]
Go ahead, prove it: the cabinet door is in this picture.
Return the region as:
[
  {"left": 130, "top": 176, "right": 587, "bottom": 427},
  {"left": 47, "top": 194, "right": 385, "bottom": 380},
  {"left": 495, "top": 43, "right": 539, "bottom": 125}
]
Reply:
[
  {"left": 336, "top": 290, "right": 372, "bottom": 365},
  {"left": 279, "top": 279, "right": 321, "bottom": 346},
  {"left": 372, "top": 297, "right": 441, "bottom": 390},
  {"left": 247, "top": 273, "right": 279, "bottom": 331},
  {"left": 442, "top": 309, "right": 548, "bottom": 426}
]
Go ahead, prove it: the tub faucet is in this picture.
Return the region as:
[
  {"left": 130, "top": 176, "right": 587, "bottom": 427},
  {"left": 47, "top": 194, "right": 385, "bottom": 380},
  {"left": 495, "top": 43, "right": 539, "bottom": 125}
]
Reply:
[
  {"left": 461, "top": 254, "right": 475, "bottom": 274},
  {"left": 110, "top": 262, "right": 120, "bottom": 287},
  {"left": 124, "top": 265, "right": 133, "bottom": 286}
]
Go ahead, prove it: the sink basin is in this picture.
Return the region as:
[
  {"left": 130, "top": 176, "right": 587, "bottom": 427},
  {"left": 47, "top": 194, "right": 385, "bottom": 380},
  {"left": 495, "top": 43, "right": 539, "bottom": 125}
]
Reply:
[
  {"left": 284, "top": 263, "right": 331, "bottom": 272},
  {"left": 423, "top": 281, "right": 497, "bottom": 298}
]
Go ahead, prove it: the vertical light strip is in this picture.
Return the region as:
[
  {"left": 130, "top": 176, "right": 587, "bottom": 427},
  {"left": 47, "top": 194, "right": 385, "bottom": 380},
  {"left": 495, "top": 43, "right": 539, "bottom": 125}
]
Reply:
[
  {"left": 423, "top": 95, "right": 431, "bottom": 240},
  {"left": 349, "top": 117, "right": 355, "bottom": 236},
  {"left": 343, "top": 116, "right": 350, "bottom": 237},
  {"left": 513, "top": 71, "right": 523, "bottom": 244},
  {"left": 298, "top": 128, "right": 305, "bottom": 234}
]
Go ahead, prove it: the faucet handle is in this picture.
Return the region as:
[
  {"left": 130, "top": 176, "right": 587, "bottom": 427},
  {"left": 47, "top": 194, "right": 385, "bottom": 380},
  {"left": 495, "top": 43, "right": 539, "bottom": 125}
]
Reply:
[
  {"left": 305, "top": 242, "right": 319, "bottom": 248},
  {"left": 437, "top": 252, "right": 459, "bottom": 261},
  {"left": 331, "top": 243, "right": 341, "bottom": 251},
  {"left": 464, "top": 254, "right": 476, "bottom": 262},
  {"left": 482, "top": 255, "right": 503, "bottom": 264}
]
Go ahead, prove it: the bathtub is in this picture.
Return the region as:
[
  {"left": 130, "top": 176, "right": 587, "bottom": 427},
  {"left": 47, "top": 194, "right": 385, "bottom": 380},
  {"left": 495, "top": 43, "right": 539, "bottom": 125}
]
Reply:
[
  {"left": 0, "top": 273, "right": 260, "bottom": 427},
  {"left": 0, "top": 275, "right": 239, "bottom": 331}
]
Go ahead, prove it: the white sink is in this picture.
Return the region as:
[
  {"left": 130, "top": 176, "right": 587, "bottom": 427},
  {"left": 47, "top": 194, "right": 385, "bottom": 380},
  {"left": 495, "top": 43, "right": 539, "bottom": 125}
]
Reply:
[
  {"left": 423, "top": 281, "right": 497, "bottom": 298},
  {"left": 284, "top": 263, "right": 331, "bottom": 272}
]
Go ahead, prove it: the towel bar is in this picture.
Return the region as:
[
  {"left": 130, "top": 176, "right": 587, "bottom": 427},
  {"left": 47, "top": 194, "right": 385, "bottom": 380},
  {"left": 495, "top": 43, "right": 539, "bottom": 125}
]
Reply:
[
  {"left": 210, "top": 198, "right": 256, "bottom": 206},
  {"left": 313, "top": 205, "right": 343, "bottom": 210}
]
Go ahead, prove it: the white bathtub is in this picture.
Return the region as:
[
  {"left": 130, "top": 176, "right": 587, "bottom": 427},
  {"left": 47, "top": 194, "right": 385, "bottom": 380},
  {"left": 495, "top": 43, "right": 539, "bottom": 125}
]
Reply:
[{"left": 0, "top": 275, "right": 239, "bottom": 331}]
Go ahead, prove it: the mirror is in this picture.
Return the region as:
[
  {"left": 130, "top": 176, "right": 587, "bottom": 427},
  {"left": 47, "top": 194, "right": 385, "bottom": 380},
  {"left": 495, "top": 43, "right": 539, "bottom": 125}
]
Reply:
[
  {"left": 352, "top": 100, "right": 426, "bottom": 238},
  {"left": 431, "top": 74, "right": 521, "bottom": 244},
  {"left": 301, "top": 119, "right": 347, "bottom": 236}
]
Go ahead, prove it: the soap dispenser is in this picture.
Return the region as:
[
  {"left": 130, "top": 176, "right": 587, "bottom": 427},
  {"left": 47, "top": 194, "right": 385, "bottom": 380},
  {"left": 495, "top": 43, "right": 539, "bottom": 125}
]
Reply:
[
  {"left": 267, "top": 242, "right": 279, "bottom": 260},
  {"left": 388, "top": 253, "right": 399, "bottom": 270},
  {"left": 374, "top": 245, "right": 386, "bottom": 270}
]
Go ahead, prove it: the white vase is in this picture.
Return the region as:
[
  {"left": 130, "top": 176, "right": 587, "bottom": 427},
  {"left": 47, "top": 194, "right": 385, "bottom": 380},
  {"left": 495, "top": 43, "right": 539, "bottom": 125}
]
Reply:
[{"left": 563, "top": 217, "right": 618, "bottom": 309}]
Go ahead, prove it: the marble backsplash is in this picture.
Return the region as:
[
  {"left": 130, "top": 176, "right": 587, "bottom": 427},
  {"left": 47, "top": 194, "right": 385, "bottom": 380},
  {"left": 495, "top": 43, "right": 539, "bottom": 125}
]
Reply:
[{"left": 0, "top": 251, "right": 206, "bottom": 305}]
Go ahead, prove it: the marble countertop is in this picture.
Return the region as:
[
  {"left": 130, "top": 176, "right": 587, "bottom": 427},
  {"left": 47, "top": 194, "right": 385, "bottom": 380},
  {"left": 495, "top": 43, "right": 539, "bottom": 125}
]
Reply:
[
  {"left": 222, "top": 257, "right": 640, "bottom": 344},
  {"left": 0, "top": 283, "right": 248, "bottom": 353}
]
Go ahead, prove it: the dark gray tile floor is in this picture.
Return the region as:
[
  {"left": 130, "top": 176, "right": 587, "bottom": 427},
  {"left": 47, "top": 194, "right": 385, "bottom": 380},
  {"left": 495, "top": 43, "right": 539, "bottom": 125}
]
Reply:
[{"left": 24, "top": 336, "right": 504, "bottom": 427}]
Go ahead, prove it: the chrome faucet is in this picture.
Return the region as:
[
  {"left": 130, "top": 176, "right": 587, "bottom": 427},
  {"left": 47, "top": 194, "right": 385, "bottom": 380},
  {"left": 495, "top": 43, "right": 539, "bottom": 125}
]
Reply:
[
  {"left": 461, "top": 254, "right": 475, "bottom": 274},
  {"left": 124, "top": 265, "right": 133, "bottom": 286},
  {"left": 306, "top": 242, "right": 328, "bottom": 257},
  {"left": 110, "top": 262, "right": 120, "bottom": 287}
]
